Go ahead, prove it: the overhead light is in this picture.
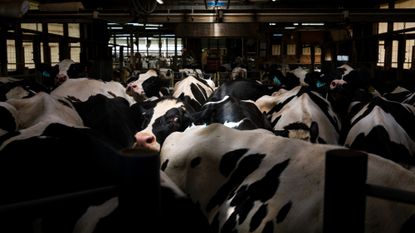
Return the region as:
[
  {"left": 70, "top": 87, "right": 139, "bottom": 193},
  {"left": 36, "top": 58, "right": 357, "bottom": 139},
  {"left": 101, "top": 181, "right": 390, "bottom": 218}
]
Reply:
[{"left": 156, "top": 0, "right": 164, "bottom": 4}]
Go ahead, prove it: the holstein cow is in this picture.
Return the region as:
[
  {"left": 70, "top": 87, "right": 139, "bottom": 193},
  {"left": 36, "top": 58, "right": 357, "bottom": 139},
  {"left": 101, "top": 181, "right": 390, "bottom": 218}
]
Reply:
[
  {"left": 40, "top": 59, "right": 89, "bottom": 89},
  {"left": 126, "top": 69, "right": 171, "bottom": 102},
  {"left": 71, "top": 170, "right": 211, "bottom": 233},
  {"left": 160, "top": 123, "right": 415, "bottom": 233},
  {"left": 192, "top": 95, "right": 274, "bottom": 132},
  {"left": 0, "top": 92, "right": 84, "bottom": 151},
  {"left": 51, "top": 77, "right": 136, "bottom": 106},
  {"left": 255, "top": 86, "right": 341, "bottom": 144},
  {"left": 131, "top": 96, "right": 197, "bottom": 153},
  {"left": 0, "top": 76, "right": 50, "bottom": 101},
  {"left": 172, "top": 75, "right": 215, "bottom": 111},
  {"left": 343, "top": 96, "right": 415, "bottom": 169},
  {"left": 209, "top": 79, "right": 276, "bottom": 102},
  {"left": 382, "top": 86, "right": 415, "bottom": 106}
]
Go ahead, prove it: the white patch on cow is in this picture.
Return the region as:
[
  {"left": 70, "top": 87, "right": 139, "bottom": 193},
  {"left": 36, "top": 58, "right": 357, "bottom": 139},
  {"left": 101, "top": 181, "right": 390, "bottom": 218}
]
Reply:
[
  {"left": 51, "top": 78, "right": 136, "bottom": 105},
  {"left": 204, "top": 95, "right": 230, "bottom": 105},
  {"left": 73, "top": 197, "right": 118, "bottom": 233},
  {"left": 5, "top": 86, "right": 30, "bottom": 100},
  {"left": 0, "top": 92, "right": 84, "bottom": 150},
  {"left": 288, "top": 67, "right": 308, "bottom": 86},
  {"left": 160, "top": 123, "right": 415, "bottom": 233},
  {"left": 0, "top": 76, "right": 20, "bottom": 84},
  {"left": 223, "top": 119, "right": 244, "bottom": 128},
  {"left": 57, "top": 59, "right": 76, "bottom": 79},
  {"left": 338, "top": 64, "right": 354, "bottom": 77}
]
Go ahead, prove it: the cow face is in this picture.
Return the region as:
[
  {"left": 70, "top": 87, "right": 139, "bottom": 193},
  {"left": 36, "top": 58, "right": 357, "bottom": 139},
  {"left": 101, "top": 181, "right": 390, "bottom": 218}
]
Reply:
[
  {"left": 126, "top": 69, "right": 170, "bottom": 102},
  {"left": 131, "top": 97, "right": 195, "bottom": 153}
]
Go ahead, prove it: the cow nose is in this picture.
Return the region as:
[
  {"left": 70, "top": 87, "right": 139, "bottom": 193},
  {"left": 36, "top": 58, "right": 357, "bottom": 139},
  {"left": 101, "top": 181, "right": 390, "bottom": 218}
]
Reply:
[{"left": 133, "top": 132, "right": 160, "bottom": 153}]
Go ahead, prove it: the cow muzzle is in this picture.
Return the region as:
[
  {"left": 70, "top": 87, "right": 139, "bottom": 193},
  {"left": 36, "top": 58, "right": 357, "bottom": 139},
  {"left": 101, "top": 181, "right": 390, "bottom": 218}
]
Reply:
[{"left": 132, "top": 131, "right": 161, "bottom": 153}]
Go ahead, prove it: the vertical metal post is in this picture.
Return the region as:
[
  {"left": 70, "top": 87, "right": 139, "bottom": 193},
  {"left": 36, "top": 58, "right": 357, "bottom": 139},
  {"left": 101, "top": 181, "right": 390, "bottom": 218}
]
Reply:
[
  {"left": 323, "top": 149, "right": 368, "bottom": 233},
  {"left": 118, "top": 149, "right": 161, "bottom": 233}
]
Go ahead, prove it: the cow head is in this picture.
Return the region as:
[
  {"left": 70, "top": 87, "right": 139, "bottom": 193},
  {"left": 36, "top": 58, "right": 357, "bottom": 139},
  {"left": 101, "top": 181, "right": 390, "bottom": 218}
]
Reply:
[
  {"left": 126, "top": 69, "right": 170, "bottom": 102},
  {"left": 131, "top": 97, "right": 195, "bottom": 153}
]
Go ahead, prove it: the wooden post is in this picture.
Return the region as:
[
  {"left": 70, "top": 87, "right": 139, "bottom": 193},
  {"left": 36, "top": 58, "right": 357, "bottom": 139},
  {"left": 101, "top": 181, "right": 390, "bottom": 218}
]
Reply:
[
  {"left": 118, "top": 149, "right": 161, "bottom": 233},
  {"left": 323, "top": 149, "right": 368, "bottom": 233}
]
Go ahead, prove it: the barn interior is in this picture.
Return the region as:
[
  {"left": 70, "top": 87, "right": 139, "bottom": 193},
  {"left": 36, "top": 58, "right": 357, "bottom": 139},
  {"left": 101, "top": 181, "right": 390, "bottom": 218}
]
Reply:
[
  {"left": 2, "top": 0, "right": 415, "bottom": 88},
  {"left": 3, "top": 1, "right": 415, "bottom": 232}
]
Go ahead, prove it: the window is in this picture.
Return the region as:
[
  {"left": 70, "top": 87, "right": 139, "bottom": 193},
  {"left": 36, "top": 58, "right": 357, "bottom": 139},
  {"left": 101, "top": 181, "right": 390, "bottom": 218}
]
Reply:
[
  {"left": 70, "top": 42, "right": 81, "bottom": 62},
  {"left": 23, "top": 42, "right": 35, "bottom": 69},
  {"left": 7, "top": 40, "right": 16, "bottom": 71},
  {"left": 287, "top": 44, "right": 296, "bottom": 55},
  {"left": 271, "top": 44, "right": 281, "bottom": 56}
]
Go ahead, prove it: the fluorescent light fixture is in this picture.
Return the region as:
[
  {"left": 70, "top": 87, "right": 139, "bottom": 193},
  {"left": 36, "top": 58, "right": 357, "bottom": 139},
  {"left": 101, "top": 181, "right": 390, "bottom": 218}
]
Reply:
[
  {"left": 269, "top": 23, "right": 276, "bottom": 26},
  {"left": 273, "top": 33, "right": 283, "bottom": 37},
  {"left": 302, "top": 23, "right": 325, "bottom": 26},
  {"left": 284, "top": 26, "right": 296, "bottom": 29},
  {"left": 109, "top": 26, "right": 123, "bottom": 29},
  {"left": 293, "top": 23, "right": 299, "bottom": 26},
  {"left": 156, "top": 0, "right": 164, "bottom": 4},
  {"left": 145, "top": 27, "right": 158, "bottom": 30}
]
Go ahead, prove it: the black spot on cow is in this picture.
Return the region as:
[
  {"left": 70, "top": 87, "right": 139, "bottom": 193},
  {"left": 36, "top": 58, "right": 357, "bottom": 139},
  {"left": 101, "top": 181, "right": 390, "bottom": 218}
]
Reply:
[
  {"left": 151, "top": 107, "right": 194, "bottom": 145},
  {"left": 276, "top": 201, "right": 292, "bottom": 223},
  {"left": 206, "top": 153, "right": 266, "bottom": 212},
  {"left": 0, "top": 106, "right": 16, "bottom": 133},
  {"left": 349, "top": 126, "right": 415, "bottom": 166},
  {"left": 72, "top": 94, "right": 140, "bottom": 149},
  {"left": 191, "top": 157, "right": 202, "bottom": 168},
  {"left": 57, "top": 99, "right": 73, "bottom": 108},
  {"left": 211, "top": 212, "right": 220, "bottom": 233},
  {"left": 219, "top": 149, "right": 248, "bottom": 177},
  {"left": 161, "top": 159, "right": 169, "bottom": 171},
  {"left": 262, "top": 220, "right": 274, "bottom": 233},
  {"left": 250, "top": 203, "right": 268, "bottom": 232}
]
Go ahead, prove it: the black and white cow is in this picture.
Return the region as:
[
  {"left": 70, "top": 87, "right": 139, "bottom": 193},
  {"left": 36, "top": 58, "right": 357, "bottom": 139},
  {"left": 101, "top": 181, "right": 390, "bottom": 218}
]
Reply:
[
  {"left": 71, "top": 170, "right": 211, "bottom": 233},
  {"left": 0, "top": 92, "right": 84, "bottom": 150},
  {"left": 172, "top": 75, "right": 215, "bottom": 111},
  {"left": 255, "top": 86, "right": 341, "bottom": 144},
  {"left": 160, "top": 123, "right": 415, "bottom": 233},
  {"left": 230, "top": 67, "right": 247, "bottom": 80},
  {"left": 131, "top": 97, "right": 196, "bottom": 153},
  {"left": 209, "top": 79, "right": 276, "bottom": 102},
  {"left": 126, "top": 69, "right": 171, "bottom": 102},
  {"left": 343, "top": 96, "right": 415, "bottom": 169},
  {"left": 51, "top": 77, "right": 136, "bottom": 106},
  {"left": 39, "top": 59, "right": 89, "bottom": 88},
  {"left": 0, "top": 76, "right": 50, "bottom": 101},
  {"left": 192, "top": 95, "right": 273, "bottom": 132}
]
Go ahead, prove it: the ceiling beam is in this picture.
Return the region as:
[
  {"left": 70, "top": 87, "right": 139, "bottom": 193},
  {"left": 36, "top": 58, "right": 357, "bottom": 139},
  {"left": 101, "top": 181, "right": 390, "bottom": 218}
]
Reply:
[{"left": 20, "top": 8, "right": 415, "bottom": 24}]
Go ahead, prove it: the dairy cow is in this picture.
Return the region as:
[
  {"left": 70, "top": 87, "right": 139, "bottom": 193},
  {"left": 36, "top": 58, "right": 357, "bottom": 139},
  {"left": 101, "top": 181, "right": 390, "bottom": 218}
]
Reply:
[
  {"left": 71, "top": 170, "right": 210, "bottom": 233},
  {"left": 172, "top": 75, "right": 215, "bottom": 111},
  {"left": 51, "top": 77, "right": 135, "bottom": 106},
  {"left": 256, "top": 86, "right": 341, "bottom": 144},
  {"left": 132, "top": 97, "right": 196, "bottom": 153},
  {"left": 160, "top": 123, "right": 415, "bottom": 233},
  {"left": 209, "top": 79, "right": 276, "bottom": 102},
  {"left": 0, "top": 77, "right": 50, "bottom": 101},
  {"left": 126, "top": 69, "right": 170, "bottom": 102},
  {"left": 192, "top": 95, "right": 273, "bottom": 132},
  {"left": 343, "top": 96, "right": 415, "bottom": 169}
]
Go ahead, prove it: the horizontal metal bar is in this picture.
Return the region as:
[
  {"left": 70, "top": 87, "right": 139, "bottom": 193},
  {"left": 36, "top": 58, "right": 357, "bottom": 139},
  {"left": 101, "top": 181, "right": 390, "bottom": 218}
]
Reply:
[
  {"left": 20, "top": 8, "right": 415, "bottom": 24},
  {"left": 366, "top": 184, "right": 415, "bottom": 205}
]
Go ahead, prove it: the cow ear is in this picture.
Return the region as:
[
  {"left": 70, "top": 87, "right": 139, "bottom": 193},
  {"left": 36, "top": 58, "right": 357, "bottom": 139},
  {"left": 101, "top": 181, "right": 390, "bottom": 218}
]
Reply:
[{"left": 310, "top": 121, "right": 319, "bottom": 143}]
